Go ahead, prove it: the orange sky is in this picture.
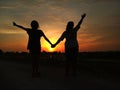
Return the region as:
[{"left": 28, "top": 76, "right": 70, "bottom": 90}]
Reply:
[{"left": 0, "top": 0, "right": 120, "bottom": 52}]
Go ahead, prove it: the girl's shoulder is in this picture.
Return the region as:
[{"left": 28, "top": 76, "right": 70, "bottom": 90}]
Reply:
[
  {"left": 37, "top": 29, "right": 44, "bottom": 35},
  {"left": 37, "top": 29, "right": 43, "bottom": 33}
]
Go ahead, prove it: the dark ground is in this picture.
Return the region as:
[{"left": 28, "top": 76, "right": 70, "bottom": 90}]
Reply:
[{"left": 0, "top": 58, "right": 120, "bottom": 90}]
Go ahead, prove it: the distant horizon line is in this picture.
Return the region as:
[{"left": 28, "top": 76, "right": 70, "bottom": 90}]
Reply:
[{"left": 0, "top": 49, "right": 120, "bottom": 53}]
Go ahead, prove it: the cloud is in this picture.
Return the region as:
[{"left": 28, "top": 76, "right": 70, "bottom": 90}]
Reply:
[
  {"left": 94, "top": 0, "right": 120, "bottom": 3},
  {"left": 0, "top": 0, "right": 120, "bottom": 51},
  {"left": 77, "top": 0, "right": 120, "bottom": 4}
]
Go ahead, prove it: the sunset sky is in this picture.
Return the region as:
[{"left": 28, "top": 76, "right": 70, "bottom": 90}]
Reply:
[{"left": 0, "top": 0, "right": 120, "bottom": 52}]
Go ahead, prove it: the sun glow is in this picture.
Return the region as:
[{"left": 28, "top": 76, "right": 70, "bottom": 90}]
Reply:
[
  {"left": 49, "top": 47, "right": 54, "bottom": 52},
  {"left": 41, "top": 37, "right": 57, "bottom": 52}
]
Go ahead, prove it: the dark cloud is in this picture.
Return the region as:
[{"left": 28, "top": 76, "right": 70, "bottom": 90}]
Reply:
[
  {"left": 78, "top": 0, "right": 120, "bottom": 3},
  {"left": 94, "top": 0, "right": 120, "bottom": 2}
]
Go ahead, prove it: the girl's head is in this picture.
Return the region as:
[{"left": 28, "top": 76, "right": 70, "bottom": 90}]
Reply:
[
  {"left": 31, "top": 20, "right": 39, "bottom": 29},
  {"left": 66, "top": 21, "right": 74, "bottom": 31}
]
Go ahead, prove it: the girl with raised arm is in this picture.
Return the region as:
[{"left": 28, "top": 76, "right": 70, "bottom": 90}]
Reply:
[
  {"left": 13, "top": 20, "right": 52, "bottom": 77},
  {"left": 52, "top": 13, "right": 86, "bottom": 77}
]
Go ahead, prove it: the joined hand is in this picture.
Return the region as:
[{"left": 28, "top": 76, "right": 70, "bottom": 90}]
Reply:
[{"left": 51, "top": 44, "right": 56, "bottom": 48}]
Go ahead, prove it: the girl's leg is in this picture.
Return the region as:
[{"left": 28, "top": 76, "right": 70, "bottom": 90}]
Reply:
[
  {"left": 32, "top": 54, "right": 40, "bottom": 77},
  {"left": 71, "top": 48, "right": 78, "bottom": 77},
  {"left": 35, "top": 55, "right": 40, "bottom": 77},
  {"left": 65, "top": 59, "right": 70, "bottom": 76},
  {"left": 31, "top": 55, "right": 35, "bottom": 73},
  {"left": 72, "top": 58, "right": 77, "bottom": 77}
]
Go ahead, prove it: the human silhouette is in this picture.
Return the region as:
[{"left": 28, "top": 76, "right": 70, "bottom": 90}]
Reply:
[
  {"left": 52, "top": 13, "right": 86, "bottom": 77},
  {"left": 13, "top": 20, "right": 52, "bottom": 77}
]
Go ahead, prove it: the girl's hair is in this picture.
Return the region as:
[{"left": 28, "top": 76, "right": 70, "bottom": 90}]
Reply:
[
  {"left": 31, "top": 20, "right": 39, "bottom": 29},
  {"left": 66, "top": 21, "right": 74, "bottom": 31}
]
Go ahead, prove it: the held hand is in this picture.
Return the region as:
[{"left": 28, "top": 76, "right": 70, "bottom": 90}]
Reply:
[
  {"left": 81, "top": 13, "right": 86, "bottom": 18},
  {"left": 13, "top": 22, "right": 17, "bottom": 26},
  {"left": 51, "top": 44, "right": 56, "bottom": 48}
]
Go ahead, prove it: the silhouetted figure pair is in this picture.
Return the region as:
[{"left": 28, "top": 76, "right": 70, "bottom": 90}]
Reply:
[
  {"left": 13, "top": 20, "right": 52, "bottom": 77},
  {"left": 13, "top": 13, "right": 86, "bottom": 78},
  {"left": 52, "top": 13, "right": 86, "bottom": 77}
]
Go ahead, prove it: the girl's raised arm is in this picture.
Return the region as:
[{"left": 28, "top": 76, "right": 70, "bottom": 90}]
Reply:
[
  {"left": 74, "top": 13, "right": 86, "bottom": 31},
  {"left": 77, "top": 13, "right": 86, "bottom": 26},
  {"left": 13, "top": 22, "right": 29, "bottom": 31}
]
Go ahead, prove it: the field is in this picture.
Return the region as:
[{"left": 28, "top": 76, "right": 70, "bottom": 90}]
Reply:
[{"left": 0, "top": 52, "right": 120, "bottom": 90}]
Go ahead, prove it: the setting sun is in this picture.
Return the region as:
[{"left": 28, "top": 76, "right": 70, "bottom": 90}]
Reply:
[
  {"left": 49, "top": 48, "right": 54, "bottom": 52},
  {"left": 41, "top": 37, "right": 57, "bottom": 52}
]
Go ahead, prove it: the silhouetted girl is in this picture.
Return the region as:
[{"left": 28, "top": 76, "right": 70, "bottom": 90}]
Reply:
[
  {"left": 13, "top": 20, "right": 52, "bottom": 77},
  {"left": 52, "top": 14, "right": 86, "bottom": 77}
]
